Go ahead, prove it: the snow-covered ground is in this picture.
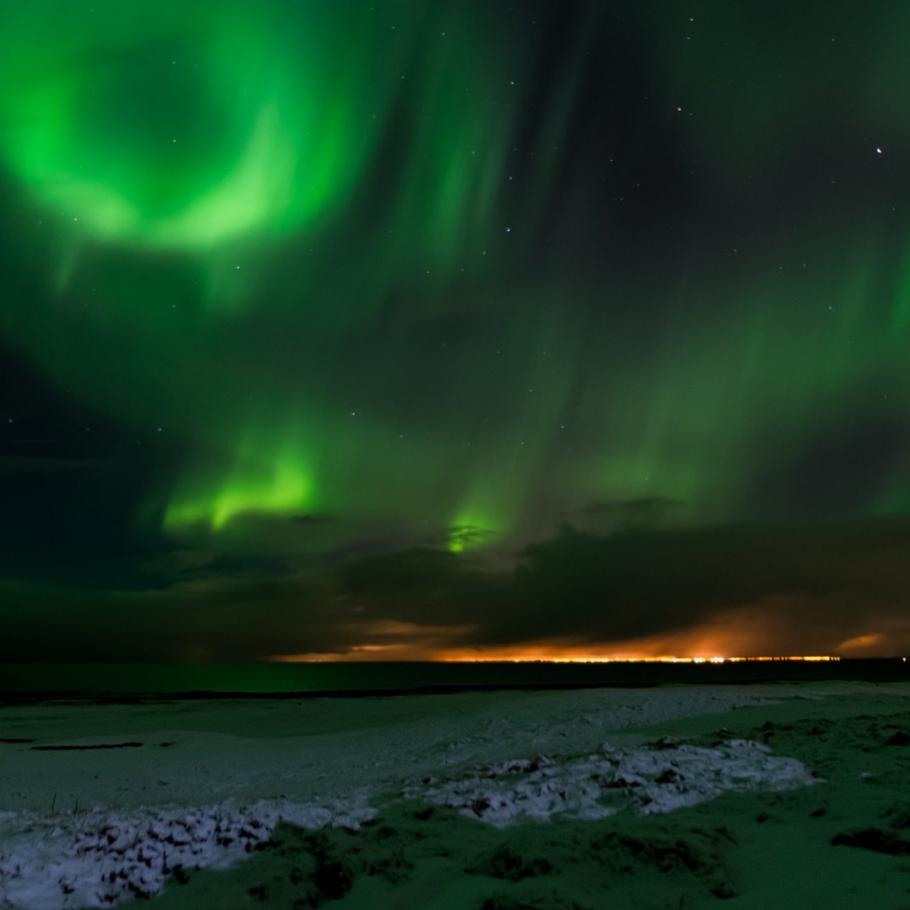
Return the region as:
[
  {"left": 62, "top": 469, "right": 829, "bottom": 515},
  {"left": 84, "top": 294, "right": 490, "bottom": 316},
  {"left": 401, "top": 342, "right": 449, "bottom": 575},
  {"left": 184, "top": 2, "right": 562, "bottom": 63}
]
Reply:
[
  {"left": 0, "top": 737, "right": 817, "bottom": 908},
  {"left": 1, "top": 681, "right": 908, "bottom": 909},
  {"left": 409, "top": 738, "right": 818, "bottom": 826},
  {"left": 0, "top": 798, "right": 374, "bottom": 909}
]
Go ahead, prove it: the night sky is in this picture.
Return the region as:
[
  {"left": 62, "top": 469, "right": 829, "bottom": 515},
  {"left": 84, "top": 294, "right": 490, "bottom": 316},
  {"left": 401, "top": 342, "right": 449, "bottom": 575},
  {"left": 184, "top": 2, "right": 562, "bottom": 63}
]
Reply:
[{"left": 2, "top": 0, "right": 910, "bottom": 661}]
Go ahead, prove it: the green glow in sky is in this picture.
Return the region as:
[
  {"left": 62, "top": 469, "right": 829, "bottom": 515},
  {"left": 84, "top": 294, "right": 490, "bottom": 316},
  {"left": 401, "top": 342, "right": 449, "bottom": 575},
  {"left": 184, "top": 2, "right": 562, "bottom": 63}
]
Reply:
[
  {"left": 165, "top": 446, "right": 314, "bottom": 531},
  {"left": 0, "top": 2, "right": 402, "bottom": 252},
  {"left": 3, "top": 0, "right": 910, "bottom": 560}
]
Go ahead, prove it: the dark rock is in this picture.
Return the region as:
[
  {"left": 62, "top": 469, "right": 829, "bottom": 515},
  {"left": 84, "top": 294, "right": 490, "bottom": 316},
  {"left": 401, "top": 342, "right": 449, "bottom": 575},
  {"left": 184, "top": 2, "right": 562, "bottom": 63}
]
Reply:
[
  {"left": 367, "top": 848, "right": 413, "bottom": 883},
  {"left": 171, "top": 865, "right": 189, "bottom": 885},
  {"left": 710, "top": 881, "right": 737, "bottom": 900},
  {"left": 482, "top": 845, "right": 552, "bottom": 882},
  {"left": 471, "top": 797, "right": 492, "bottom": 816},
  {"left": 607, "top": 834, "right": 709, "bottom": 873},
  {"left": 656, "top": 768, "right": 682, "bottom": 784},
  {"left": 831, "top": 828, "right": 910, "bottom": 856},
  {"left": 314, "top": 856, "right": 354, "bottom": 899},
  {"left": 604, "top": 776, "right": 642, "bottom": 789}
]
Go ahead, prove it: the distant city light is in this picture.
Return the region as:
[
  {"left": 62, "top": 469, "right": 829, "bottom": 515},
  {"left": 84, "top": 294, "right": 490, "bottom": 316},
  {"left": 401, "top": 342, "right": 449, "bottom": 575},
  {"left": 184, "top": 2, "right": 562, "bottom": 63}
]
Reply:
[{"left": 439, "top": 654, "right": 842, "bottom": 664}]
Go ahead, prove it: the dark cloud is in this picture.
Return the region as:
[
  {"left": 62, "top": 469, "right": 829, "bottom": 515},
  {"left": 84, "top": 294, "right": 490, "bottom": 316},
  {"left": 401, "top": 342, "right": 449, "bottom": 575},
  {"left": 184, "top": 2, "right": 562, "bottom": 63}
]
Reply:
[
  {"left": 289, "top": 513, "right": 338, "bottom": 526},
  {"left": 576, "top": 497, "right": 680, "bottom": 531},
  {"left": 4, "top": 516, "right": 910, "bottom": 661}
]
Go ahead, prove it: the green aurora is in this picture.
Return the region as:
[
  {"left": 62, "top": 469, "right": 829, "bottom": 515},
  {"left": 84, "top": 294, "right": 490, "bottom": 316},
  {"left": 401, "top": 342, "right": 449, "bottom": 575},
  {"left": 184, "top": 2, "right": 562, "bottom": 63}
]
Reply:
[{"left": 3, "top": 0, "right": 910, "bottom": 658}]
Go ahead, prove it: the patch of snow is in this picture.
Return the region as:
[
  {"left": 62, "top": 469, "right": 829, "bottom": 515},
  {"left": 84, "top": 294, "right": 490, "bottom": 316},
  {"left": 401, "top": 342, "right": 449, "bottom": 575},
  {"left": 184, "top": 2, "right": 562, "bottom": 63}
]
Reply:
[
  {"left": 407, "top": 739, "right": 818, "bottom": 827},
  {"left": 0, "top": 796, "right": 374, "bottom": 909}
]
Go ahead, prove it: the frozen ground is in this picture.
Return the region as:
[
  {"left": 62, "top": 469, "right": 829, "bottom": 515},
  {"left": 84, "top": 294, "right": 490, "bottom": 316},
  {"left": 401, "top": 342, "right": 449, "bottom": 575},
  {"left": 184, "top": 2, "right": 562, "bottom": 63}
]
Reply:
[
  {"left": 0, "top": 797, "right": 374, "bottom": 909},
  {"left": 1, "top": 681, "right": 909, "bottom": 908},
  {"left": 409, "top": 738, "right": 817, "bottom": 826},
  {"left": 0, "top": 686, "right": 783, "bottom": 816}
]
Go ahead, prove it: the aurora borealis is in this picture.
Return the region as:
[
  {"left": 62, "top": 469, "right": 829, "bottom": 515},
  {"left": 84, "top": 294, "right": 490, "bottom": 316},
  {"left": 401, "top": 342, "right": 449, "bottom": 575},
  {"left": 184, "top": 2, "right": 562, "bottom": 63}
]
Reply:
[{"left": 3, "top": 0, "right": 910, "bottom": 660}]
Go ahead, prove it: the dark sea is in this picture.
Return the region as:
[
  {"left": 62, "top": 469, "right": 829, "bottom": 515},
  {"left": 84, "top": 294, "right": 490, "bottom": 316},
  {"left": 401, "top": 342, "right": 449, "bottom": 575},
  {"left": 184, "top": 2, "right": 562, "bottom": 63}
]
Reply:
[{"left": 0, "top": 660, "right": 907, "bottom": 698}]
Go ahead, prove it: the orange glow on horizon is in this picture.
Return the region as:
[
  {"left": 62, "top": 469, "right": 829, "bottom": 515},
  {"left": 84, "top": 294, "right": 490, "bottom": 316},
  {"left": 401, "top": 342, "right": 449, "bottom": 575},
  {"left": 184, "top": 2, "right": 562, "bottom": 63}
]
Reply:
[
  {"left": 434, "top": 653, "right": 841, "bottom": 664},
  {"left": 269, "top": 649, "right": 842, "bottom": 664},
  {"left": 266, "top": 602, "right": 908, "bottom": 663}
]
